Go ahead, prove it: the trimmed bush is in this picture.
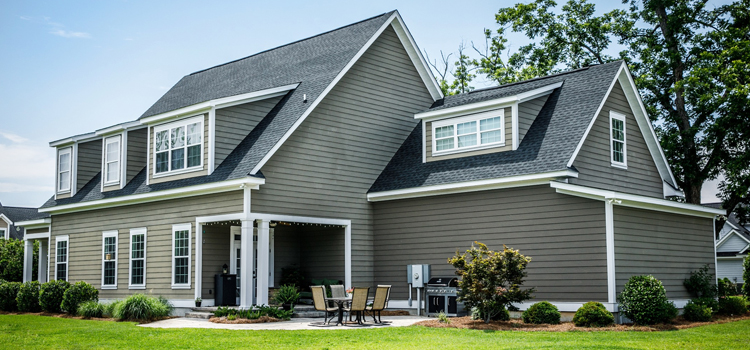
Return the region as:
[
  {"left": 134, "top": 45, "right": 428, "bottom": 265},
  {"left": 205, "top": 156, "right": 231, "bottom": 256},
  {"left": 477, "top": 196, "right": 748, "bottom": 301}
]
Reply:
[
  {"left": 683, "top": 265, "right": 717, "bottom": 298},
  {"left": 683, "top": 300, "right": 713, "bottom": 322},
  {"left": 718, "top": 296, "right": 748, "bottom": 315},
  {"left": 113, "top": 294, "right": 171, "bottom": 321},
  {"left": 0, "top": 281, "right": 21, "bottom": 311},
  {"left": 39, "top": 280, "right": 70, "bottom": 313},
  {"left": 61, "top": 281, "right": 98, "bottom": 314},
  {"left": 573, "top": 301, "right": 614, "bottom": 327},
  {"left": 522, "top": 301, "right": 561, "bottom": 324},
  {"left": 77, "top": 301, "right": 105, "bottom": 318},
  {"left": 104, "top": 300, "right": 122, "bottom": 318},
  {"left": 717, "top": 278, "right": 738, "bottom": 297},
  {"left": 618, "top": 275, "right": 677, "bottom": 325},
  {"left": 743, "top": 255, "right": 750, "bottom": 297},
  {"left": 691, "top": 297, "right": 719, "bottom": 314},
  {"left": 16, "top": 281, "right": 41, "bottom": 312}
]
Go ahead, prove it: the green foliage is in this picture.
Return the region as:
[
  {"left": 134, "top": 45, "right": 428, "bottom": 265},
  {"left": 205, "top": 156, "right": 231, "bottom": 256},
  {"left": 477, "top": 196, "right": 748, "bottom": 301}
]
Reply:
[
  {"left": 618, "top": 275, "right": 677, "bottom": 325},
  {"left": 113, "top": 294, "right": 171, "bottom": 321},
  {"left": 279, "top": 266, "right": 304, "bottom": 288},
  {"left": 77, "top": 301, "right": 105, "bottom": 318},
  {"left": 212, "top": 305, "right": 293, "bottom": 320},
  {"left": 39, "top": 280, "right": 70, "bottom": 313},
  {"left": 104, "top": 301, "right": 122, "bottom": 318},
  {"left": 273, "top": 284, "right": 300, "bottom": 305},
  {"left": 0, "top": 239, "right": 39, "bottom": 282},
  {"left": 684, "top": 265, "right": 717, "bottom": 299},
  {"left": 717, "top": 278, "right": 738, "bottom": 297},
  {"left": 448, "top": 242, "right": 534, "bottom": 323},
  {"left": 522, "top": 301, "right": 561, "bottom": 324},
  {"left": 683, "top": 300, "right": 713, "bottom": 322},
  {"left": 573, "top": 301, "right": 614, "bottom": 327},
  {"left": 61, "top": 281, "right": 98, "bottom": 314},
  {"left": 15, "top": 281, "right": 40, "bottom": 312},
  {"left": 691, "top": 297, "right": 720, "bottom": 315},
  {"left": 744, "top": 255, "right": 750, "bottom": 297},
  {"left": 437, "top": 311, "right": 451, "bottom": 324},
  {"left": 0, "top": 281, "right": 21, "bottom": 311},
  {"left": 718, "top": 296, "right": 748, "bottom": 315},
  {"left": 473, "top": 304, "right": 511, "bottom": 322}
]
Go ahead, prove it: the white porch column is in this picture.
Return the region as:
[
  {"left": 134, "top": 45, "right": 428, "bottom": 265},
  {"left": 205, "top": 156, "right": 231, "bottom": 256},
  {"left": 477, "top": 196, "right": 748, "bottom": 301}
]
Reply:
[
  {"left": 23, "top": 239, "right": 34, "bottom": 282},
  {"left": 345, "top": 224, "right": 351, "bottom": 290},
  {"left": 256, "top": 219, "right": 270, "bottom": 306},
  {"left": 239, "top": 219, "right": 255, "bottom": 309},
  {"left": 194, "top": 222, "right": 203, "bottom": 301},
  {"left": 38, "top": 239, "right": 48, "bottom": 283}
]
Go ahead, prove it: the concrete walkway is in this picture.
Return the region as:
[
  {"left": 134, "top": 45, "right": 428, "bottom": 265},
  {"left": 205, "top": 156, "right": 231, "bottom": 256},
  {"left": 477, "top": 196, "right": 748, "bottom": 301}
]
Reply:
[{"left": 140, "top": 316, "right": 427, "bottom": 331}]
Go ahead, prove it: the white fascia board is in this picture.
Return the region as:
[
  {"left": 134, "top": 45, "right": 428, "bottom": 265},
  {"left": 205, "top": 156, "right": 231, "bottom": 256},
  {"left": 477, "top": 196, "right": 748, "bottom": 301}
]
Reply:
[
  {"left": 367, "top": 170, "right": 578, "bottom": 202},
  {"left": 0, "top": 213, "right": 13, "bottom": 226},
  {"left": 39, "top": 177, "right": 265, "bottom": 215},
  {"left": 95, "top": 121, "right": 145, "bottom": 137},
  {"left": 414, "top": 82, "right": 562, "bottom": 122},
  {"left": 138, "top": 83, "right": 299, "bottom": 125},
  {"left": 391, "top": 12, "right": 444, "bottom": 101},
  {"left": 550, "top": 181, "right": 725, "bottom": 218},
  {"left": 49, "top": 132, "right": 100, "bottom": 147},
  {"left": 15, "top": 218, "right": 51, "bottom": 229}
]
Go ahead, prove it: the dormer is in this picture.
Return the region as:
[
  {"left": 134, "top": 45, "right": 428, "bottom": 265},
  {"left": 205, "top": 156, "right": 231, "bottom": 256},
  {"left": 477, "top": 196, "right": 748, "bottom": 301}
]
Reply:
[
  {"left": 415, "top": 82, "right": 562, "bottom": 162},
  {"left": 94, "top": 121, "right": 147, "bottom": 192},
  {"left": 50, "top": 133, "right": 102, "bottom": 199}
]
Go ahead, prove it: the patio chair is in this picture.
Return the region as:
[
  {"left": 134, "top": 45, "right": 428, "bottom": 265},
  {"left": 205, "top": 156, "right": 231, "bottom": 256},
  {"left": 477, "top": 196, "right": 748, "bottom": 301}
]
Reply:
[
  {"left": 343, "top": 287, "right": 370, "bottom": 325},
  {"left": 311, "top": 285, "right": 338, "bottom": 325},
  {"left": 330, "top": 284, "right": 346, "bottom": 308},
  {"left": 366, "top": 285, "right": 391, "bottom": 323}
]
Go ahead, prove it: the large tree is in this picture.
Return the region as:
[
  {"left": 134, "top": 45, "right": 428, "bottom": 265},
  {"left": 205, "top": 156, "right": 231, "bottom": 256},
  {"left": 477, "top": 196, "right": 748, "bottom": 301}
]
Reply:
[{"left": 440, "top": 0, "right": 749, "bottom": 214}]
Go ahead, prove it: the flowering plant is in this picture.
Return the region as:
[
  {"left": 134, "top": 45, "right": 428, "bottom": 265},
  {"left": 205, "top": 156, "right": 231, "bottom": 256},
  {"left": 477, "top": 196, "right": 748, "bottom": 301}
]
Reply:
[{"left": 346, "top": 288, "right": 354, "bottom": 295}]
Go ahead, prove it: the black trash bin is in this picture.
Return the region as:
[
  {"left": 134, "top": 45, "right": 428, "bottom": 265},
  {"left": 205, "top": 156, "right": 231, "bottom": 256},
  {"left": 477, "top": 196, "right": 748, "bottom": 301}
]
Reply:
[{"left": 215, "top": 274, "right": 237, "bottom": 306}]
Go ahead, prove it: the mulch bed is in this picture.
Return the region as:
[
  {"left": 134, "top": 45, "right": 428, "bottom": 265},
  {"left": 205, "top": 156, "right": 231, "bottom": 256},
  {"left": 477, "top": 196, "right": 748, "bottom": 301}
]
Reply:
[
  {"left": 209, "top": 316, "right": 284, "bottom": 324},
  {"left": 415, "top": 314, "right": 750, "bottom": 332}
]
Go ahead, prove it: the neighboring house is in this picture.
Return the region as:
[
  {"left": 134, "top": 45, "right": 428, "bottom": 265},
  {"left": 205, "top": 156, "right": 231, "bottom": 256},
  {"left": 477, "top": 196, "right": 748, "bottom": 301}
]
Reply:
[
  {"left": 714, "top": 209, "right": 749, "bottom": 285},
  {"left": 23, "top": 11, "right": 722, "bottom": 316},
  {"left": 0, "top": 202, "right": 49, "bottom": 240}
]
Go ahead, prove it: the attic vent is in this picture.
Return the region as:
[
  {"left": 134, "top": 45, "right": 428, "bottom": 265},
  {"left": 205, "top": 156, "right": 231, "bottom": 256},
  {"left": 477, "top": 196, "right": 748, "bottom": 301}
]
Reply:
[{"left": 303, "top": 94, "right": 307, "bottom": 103}]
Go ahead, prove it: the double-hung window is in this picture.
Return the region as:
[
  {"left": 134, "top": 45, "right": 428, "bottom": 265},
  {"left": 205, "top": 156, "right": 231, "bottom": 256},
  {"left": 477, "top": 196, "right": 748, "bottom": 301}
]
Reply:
[
  {"left": 171, "top": 224, "right": 191, "bottom": 288},
  {"left": 610, "top": 111, "right": 627, "bottom": 168},
  {"left": 104, "top": 136, "right": 121, "bottom": 185},
  {"left": 57, "top": 147, "right": 72, "bottom": 193},
  {"left": 55, "top": 236, "right": 69, "bottom": 281},
  {"left": 102, "top": 231, "right": 118, "bottom": 289},
  {"left": 154, "top": 116, "right": 203, "bottom": 175},
  {"left": 129, "top": 228, "right": 146, "bottom": 289},
  {"left": 0, "top": 228, "right": 7, "bottom": 240},
  {"left": 433, "top": 109, "right": 505, "bottom": 154}
]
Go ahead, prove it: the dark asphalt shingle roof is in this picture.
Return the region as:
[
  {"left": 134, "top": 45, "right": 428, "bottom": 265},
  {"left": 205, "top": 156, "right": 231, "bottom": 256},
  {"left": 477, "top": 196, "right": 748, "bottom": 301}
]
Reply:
[
  {"left": 369, "top": 61, "right": 624, "bottom": 193},
  {"left": 0, "top": 205, "right": 49, "bottom": 240}
]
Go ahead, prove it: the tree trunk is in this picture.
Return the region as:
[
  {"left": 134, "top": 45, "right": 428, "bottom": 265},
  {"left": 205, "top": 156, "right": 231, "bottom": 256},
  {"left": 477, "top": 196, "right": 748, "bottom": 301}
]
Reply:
[{"left": 684, "top": 181, "right": 702, "bottom": 205}]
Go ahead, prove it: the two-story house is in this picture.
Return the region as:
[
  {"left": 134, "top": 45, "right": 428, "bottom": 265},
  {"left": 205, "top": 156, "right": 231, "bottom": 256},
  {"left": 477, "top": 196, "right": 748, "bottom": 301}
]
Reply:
[{"left": 22, "top": 11, "right": 722, "bottom": 316}]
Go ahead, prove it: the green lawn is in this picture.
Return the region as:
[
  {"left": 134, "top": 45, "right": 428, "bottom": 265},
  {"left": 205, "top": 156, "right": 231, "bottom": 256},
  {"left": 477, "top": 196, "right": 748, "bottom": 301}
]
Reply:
[{"left": 1, "top": 315, "right": 749, "bottom": 349}]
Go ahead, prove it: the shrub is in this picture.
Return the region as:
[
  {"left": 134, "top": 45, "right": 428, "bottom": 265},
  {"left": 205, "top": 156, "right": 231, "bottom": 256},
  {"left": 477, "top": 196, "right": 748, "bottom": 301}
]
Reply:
[
  {"left": 718, "top": 296, "right": 748, "bottom": 315},
  {"left": 16, "top": 281, "right": 41, "bottom": 312},
  {"left": 573, "top": 301, "right": 614, "bottom": 327},
  {"left": 0, "top": 239, "right": 39, "bottom": 282},
  {"left": 522, "top": 301, "right": 561, "bottom": 324},
  {"left": 691, "top": 297, "right": 719, "bottom": 314},
  {"left": 437, "top": 311, "right": 451, "bottom": 324},
  {"left": 684, "top": 265, "right": 717, "bottom": 298},
  {"left": 718, "top": 278, "right": 738, "bottom": 297},
  {"left": 61, "top": 281, "right": 99, "bottom": 314},
  {"left": 273, "top": 284, "right": 300, "bottom": 306},
  {"left": 157, "top": 296, "right": 174, "bottom": 315},
  {"left": 113, "top": 294, "right": 171, "bottom": 321},
  {"left": 618, "top": 275, "right": 678, "bottom": 325},
  {"left": 39, "top": 280, "right": 70, "bottom": 313},
  {"left": 473, "top": 303, "right": 511, "bottom": 321},
  {"left": 743, "top": 255, "right": 750, "bottom": 297},
  {"left": 0, "top": 281, "right": 21, "bottom": 311},
  {"left": 104, "top": 300, "right": 122, "bottom": 318},
  {"left": 683, "top": 300, "right": 713, "bottom": 322},
  {"left": 448, "top": 242, "right": 535, "bottom": 323},
  {"left": 77, "top": 301, "right": 105, "bottom": 318}
]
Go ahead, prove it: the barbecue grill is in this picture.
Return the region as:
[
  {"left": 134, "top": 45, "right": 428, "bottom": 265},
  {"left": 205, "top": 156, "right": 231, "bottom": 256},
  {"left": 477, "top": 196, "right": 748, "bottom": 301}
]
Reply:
[{"left": 425, "top": 277, "right": 466, "bottom": 317}]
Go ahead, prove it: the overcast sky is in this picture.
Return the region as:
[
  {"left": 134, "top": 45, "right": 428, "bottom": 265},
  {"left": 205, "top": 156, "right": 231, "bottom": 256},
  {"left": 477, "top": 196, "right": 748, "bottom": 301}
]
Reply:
[{"left": 0, "top": 0, "right": 725, "bottom": 207}]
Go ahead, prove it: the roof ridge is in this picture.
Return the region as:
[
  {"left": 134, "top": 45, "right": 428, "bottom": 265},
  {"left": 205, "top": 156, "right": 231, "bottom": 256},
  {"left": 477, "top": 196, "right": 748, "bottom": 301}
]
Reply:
[
  {"left": 189, "top": 11, "right": 395, "bottom": 76},
  {"left": 2, "top": 206, "right": 38, "bottom": 209}
]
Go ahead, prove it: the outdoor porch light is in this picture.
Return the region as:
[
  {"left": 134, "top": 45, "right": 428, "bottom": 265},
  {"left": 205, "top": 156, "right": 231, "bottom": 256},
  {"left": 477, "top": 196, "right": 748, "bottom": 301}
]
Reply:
[{"left": 222, "top": 263, "right": 228, "bottom": 274}]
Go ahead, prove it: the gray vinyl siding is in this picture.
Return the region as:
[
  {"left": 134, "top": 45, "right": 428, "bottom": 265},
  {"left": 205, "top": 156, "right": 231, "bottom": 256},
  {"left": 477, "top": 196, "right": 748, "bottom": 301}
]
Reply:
[
  {"left": 570, "top": 82, "right": 664, "bottom": 197},
  {"left": 373, "top": 185, "right": 608, "bottom": 302},
  {"left": 214, "top": 96, "right": 283, "bottom": 169},
  {"left": 717, "top": 234, "right": 749, "bottom": 253},
  {"left": 518, "top": 95, "right": 549, "bottom": 144},
  {"left": 148, "top": 114, "right": 209, "bottom": 185},
  {"left": 0, "top": 220, "right": 6, "bottom": 229},
  {"left": 425, "top": 108, "right": 512, "bottom": 161},
  {"left": 126, "top": 128, "right": 147, "bottom": 183},
  {"left": 716, "top": 259, "right": 745, "bottom": 281},
  {"left": 613, "top": 206, "right": 715, "bottom": 299},
  {"left": 201, "top": 224, "right": 231, "bottom": 298},
  {"left": 49, "top": 191, "right": 243, "bottom": 299},
  {"left": 252, "top": 25, "right": 434, "bottom": 288},
  {"left": 77, "top": 140, "right": 102, "bottom": 192},
  {"left": 274, "top": 225, "right": 302, "bottom": 286}
]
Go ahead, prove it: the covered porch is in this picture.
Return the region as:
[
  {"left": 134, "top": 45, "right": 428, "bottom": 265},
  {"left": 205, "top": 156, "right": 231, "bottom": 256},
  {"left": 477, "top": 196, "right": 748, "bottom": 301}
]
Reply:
[
  {"left": 19, "top": 218, "right": 52, "bottom": 283},
  {"left": 196, "top": 213, "right": 351, "bottom": 308}
]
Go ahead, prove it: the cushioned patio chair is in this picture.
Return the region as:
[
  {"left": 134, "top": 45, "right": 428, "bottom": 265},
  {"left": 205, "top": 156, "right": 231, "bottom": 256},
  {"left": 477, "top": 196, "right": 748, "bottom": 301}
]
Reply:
[
  {"left": 343, "top": 287, "right": 370, "bottom": 326},
  {"left": 366, "top": 285, "right": 391, "bottom": 323},
  {"left": 311, "top": 285, "right": 338, "bottom": 325}
]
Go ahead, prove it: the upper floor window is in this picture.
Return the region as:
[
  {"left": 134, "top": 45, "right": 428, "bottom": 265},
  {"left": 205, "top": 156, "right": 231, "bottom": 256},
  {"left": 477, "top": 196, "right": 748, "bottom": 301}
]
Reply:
[
  {"left": 57, "top": 147, "right": 72, "bottom": 193},
  {"left": 610, "top": 111, "right": 627, "bottom": 168},
  {"left": 154, "top": 116, "right": 203, "bottom": 175},
  {"left": 104, "top": 136, "right": 121, "bottom": 184},
  {"left": 432, "top": 110, "right": 504, "bottom": 155}
]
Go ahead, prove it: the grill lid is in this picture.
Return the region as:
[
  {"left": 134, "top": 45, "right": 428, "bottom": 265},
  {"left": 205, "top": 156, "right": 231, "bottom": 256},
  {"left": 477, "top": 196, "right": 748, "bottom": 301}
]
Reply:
[{"left": 427, "top": 277, "right": 459, "bottom": 287}]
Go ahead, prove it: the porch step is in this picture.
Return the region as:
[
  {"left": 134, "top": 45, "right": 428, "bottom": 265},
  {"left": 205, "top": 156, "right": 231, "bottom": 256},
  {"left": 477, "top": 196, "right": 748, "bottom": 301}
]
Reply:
[{"left": 185, "top": 311, "right": 213, "bottom": 319}]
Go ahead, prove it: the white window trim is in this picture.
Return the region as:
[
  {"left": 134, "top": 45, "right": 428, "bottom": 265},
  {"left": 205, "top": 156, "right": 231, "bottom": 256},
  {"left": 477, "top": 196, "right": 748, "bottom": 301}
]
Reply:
[
  {"left": 609, "top": 111, "right": 627, "bottom": 169},
  {"left": 0, "top": 228, "right": 7, "bottom": 240},
  {"left": 129, "top": 228, "right": 147, "bottom": 289},
  {"left": 153, "top": 115, "right": 204, "bottom": 178},
  {"left": 57, "top": 147, "right": 72, "bottom": 193},
  {"left": 55, "top": 235, "right": 69, "bottom": 281},
  {"left": 171, "top": 223, "right": 192, "bottom": 289},
  {"left": 101, "top": 230, "right": 118, "bottom": 289},
  {"left": 103, "top": 135, "right": 122, "bottom": 186},
  {"left": 432, "top": 109, "right": 505, "bottom": 156}
]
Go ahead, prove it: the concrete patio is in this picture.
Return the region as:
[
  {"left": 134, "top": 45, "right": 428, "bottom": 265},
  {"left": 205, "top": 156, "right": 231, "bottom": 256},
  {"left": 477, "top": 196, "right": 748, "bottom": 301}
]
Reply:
[{"left": 139, "top": 316, "right": 427, "bottom": 331}]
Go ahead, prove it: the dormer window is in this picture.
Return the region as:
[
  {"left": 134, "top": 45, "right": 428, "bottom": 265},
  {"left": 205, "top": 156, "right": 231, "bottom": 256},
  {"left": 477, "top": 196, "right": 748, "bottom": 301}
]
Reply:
[
  {"left": 154, "top": 116, "right": 203, "bottom": 175},
  {"left": 104, "top": 136, "right": 121, "bottom": 184},
  {"left": 432, "top": 110, "right": 505, "bottom": 155},
  {"left": 57, "top": 147, "right": 72, "bottom": 193},
  {"left": 610, "top": 111, "right": 627, "bottom": 168}
]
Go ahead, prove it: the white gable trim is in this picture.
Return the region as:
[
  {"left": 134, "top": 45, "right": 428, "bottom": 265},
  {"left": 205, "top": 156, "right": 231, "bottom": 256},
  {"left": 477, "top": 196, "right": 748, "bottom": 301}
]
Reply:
[
  {"left": 566, "top": 63, "right": 678, "bottom": 194},
  {"left": 249, "top": 12, "right": 442, "bottom": 175},
  {"left": 716, "top": 229, "right": 750, "bottom": 248},
  {"left": 0, "top": 213, "right": 13, "bottom": 226}
]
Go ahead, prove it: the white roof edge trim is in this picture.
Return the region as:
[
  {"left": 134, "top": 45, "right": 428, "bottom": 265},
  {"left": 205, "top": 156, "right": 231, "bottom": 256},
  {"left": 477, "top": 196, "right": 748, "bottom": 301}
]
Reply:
[
  {"left": 95, "top": 121, "right": 145, "bottom": 136},
  {"left": 39, "top": 177, "right": 265, "bottom": 215},
  {"left": 391, "top": 12, "right": 444, "bottom": 101},
  {"left": 0, "top": 213, "right": 12, "bottom": 225},
  {"left": 49, "top": 132, "right": 100, "bottom": 147},
  {"left": 663, "top": 181, "right": 684, "bottom": 197},
  {"left": 717, "top": 229, "right": 750, "bottom": 247},
  {"left": 15, "top": 218, "right": 51, "bottom": 230},
  {"left": 139, "top": 83, "right": 300, "bottom": 125},
  {"left": 550, "top": 181, "right": 724, "bottom": 218},
  {"left": 414, "top": 82, "right": 563, "bottom": 121},
  {"left": 367, "top": 170, "right": 578, "bottom": 202}
]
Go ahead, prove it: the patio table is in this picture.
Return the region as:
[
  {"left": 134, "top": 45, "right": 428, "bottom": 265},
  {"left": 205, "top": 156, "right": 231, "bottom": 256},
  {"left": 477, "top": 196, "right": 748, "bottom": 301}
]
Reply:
[{"left": 325, "top": 296, "right": 351, "bottom": 325}]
